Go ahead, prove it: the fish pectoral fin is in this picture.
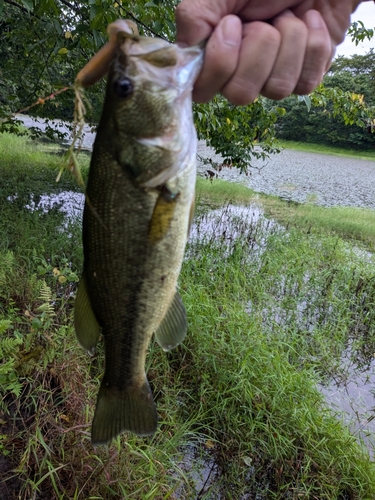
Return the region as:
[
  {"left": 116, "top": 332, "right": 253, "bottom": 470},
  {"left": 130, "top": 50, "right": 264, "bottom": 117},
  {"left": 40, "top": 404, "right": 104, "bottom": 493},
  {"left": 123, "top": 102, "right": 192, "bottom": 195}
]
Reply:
[
  {"left": 91, "top": 378, "right": 158, "bottom": 446},
  {"left": 155, "top": 291, "right": 187, "bottom": 352},
  {"left": 74, "top": 273, "right": 101, "bottom": 355},
  {"left": 188, "top": 196, "right": 195, "bottom": 237},
  {"left": 149, "top": 186, "right": 180, "bottom": 244}
]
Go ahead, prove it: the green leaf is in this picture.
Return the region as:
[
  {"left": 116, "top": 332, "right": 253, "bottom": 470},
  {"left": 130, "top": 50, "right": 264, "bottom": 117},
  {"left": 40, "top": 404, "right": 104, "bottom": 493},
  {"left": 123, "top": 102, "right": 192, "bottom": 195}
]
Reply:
[
  {"left": 57, "top": 47, "right": 69, "bottom": 55},
  {"left": 276, "top": 107, "right": 286, "bottom": 117},
  {"left": 20, "top": 0, "right": 34, "bottom": 11},
  {"left": 298, "top": 95, "right": 312, "bottom": 112}
]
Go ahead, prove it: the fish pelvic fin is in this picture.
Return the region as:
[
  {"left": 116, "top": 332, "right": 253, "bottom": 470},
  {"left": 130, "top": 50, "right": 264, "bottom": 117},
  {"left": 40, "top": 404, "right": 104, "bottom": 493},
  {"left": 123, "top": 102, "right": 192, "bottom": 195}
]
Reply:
[
  {"left": 155, "top": 291, "right": 187, "bottom": 352},
  {"left": 74, "top": 272, "right": 101, "bottom": 355},
  {"left": 91, "top": 378, "right": 158, "bottom": 446}
]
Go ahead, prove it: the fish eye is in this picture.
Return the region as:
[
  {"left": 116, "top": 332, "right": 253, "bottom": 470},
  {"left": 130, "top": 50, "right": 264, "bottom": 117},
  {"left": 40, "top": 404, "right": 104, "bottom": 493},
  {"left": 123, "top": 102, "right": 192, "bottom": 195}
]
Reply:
[{"left": 113, "top": 78, "right": 133, "bottom": 98}]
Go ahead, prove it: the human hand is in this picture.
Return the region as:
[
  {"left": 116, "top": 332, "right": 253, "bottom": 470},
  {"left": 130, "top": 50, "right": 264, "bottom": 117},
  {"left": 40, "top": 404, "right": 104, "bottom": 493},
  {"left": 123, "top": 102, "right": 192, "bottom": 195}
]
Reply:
[{"left": 175, "top": 0, "right": 366, "bottom": 104}]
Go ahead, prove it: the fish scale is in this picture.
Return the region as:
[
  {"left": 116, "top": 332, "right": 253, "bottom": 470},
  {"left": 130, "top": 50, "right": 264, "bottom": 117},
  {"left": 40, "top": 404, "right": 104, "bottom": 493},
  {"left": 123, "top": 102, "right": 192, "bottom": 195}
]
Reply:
[{"left": 74, "top": 21, "right": 203, "bottom": 446}]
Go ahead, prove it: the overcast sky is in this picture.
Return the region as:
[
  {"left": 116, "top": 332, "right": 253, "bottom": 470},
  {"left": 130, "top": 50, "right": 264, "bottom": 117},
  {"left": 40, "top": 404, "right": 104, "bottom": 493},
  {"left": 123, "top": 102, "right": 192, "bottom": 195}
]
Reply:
[{"left": 336, "top": 1, "right": 375, "bottom": 57}]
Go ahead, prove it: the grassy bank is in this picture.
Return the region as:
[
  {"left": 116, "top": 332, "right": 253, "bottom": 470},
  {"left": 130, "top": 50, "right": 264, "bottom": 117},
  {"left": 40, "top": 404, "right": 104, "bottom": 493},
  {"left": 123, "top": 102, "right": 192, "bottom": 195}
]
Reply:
[
  {"left": 196, "top": 176, "right": 375, "bottom": 251},
  {"left": 278, "top": 139, "right": 375, "bottom": 161},
  {"left": 1, "top": 133, "right": 375, "bottom": 498}
]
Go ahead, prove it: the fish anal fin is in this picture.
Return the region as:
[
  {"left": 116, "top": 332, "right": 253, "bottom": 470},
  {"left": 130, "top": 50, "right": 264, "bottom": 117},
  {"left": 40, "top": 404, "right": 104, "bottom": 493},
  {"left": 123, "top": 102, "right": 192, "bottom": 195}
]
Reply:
[
  {"left": 155, "top": 291, "right": 187, "bottom": 352},
  {"left": 74, "top": 273, "right": 101, "bottom": 355},
  {"left": 91, "top": 377, "right": 158, "bottom": 445},
  {"left": 149, "top": 186, "right": 180, "bottom": 244}
]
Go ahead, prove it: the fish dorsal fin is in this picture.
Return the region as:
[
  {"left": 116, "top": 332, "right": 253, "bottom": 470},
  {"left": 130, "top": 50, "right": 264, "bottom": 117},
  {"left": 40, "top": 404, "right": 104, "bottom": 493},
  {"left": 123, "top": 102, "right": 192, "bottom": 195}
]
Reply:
[
  {"left": 155, "top": 292, "right": 187, "bottom": 352},
  {"left": 74, "top": 272, "right": 101, "bottom": 355}
]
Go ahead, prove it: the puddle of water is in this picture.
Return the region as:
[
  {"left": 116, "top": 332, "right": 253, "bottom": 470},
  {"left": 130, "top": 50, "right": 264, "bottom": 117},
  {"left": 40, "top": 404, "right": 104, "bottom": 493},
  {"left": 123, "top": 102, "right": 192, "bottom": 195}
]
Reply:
[
  {"left": 24, "top": 191, "right": 84, "bottom": 222},
  {"left": 188, "top": 204, "right": 281, "bottom": 266},
  {"left": 190, "top": 204, "right": 271, "bottom": 241},
  {"left": 173, "top": 444, "right": 221, "bottom": 498},
  {"left": 173, "top": 443, "right": 273, "bottom": 499},
  {"left": 319, "top": 346, "right": 375, "bottom": 457},
  {"left": 9, "top": 191, "right": 84, "bottom": 233},
  {"left": 247, "top": 284, "right": 375, "bottom": 456}
]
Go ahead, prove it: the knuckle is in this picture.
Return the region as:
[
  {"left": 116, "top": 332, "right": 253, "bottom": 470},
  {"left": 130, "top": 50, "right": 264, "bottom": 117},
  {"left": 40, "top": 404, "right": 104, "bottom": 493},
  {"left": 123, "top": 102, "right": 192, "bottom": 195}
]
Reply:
[
  {"left": 275, "top": 16, "right": 308, "bottom": 38},
  {"left": 244, "top": 22, "right": 281, "bottom": 48},
  {"left": 222, "top": 79, "right": 258, "bottom": 106},
  {"left": 262, "top": 78, "right": 295, "bottom": 100},
  {"left": 294, "top": 77, "right": 320, "bottom": 96}
]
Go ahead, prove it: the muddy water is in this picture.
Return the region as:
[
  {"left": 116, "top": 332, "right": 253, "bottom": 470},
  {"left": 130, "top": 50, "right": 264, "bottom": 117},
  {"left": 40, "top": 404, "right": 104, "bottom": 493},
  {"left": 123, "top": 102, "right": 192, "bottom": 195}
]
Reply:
[{"left": 319, "top": 349, "right": 375, "bottom": 456}]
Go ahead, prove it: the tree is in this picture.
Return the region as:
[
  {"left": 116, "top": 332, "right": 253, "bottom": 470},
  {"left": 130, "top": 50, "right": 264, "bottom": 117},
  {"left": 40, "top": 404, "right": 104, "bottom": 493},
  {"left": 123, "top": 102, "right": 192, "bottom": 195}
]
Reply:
[
  {"left": 1, "top": 0, "right": 375, "bottom": 168},
  {"left": 276, "top": 49, "right": 375, "bottom": 149},
  {"left": 0, "top": 0, "right": 283, "bottom": 169}
]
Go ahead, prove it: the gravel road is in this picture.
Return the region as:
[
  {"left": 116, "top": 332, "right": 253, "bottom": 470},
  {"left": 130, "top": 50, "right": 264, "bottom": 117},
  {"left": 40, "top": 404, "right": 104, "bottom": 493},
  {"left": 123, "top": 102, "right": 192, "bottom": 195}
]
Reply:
[{"left": 17, "top": 114, "right": 375, "bottom": 209}]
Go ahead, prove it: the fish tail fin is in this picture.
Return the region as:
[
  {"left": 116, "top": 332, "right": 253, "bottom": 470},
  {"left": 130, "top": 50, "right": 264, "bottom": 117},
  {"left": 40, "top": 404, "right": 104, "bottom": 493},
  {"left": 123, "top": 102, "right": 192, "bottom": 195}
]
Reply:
[{"left": 91, "top": 377, "right": 158, "bottom": 446}]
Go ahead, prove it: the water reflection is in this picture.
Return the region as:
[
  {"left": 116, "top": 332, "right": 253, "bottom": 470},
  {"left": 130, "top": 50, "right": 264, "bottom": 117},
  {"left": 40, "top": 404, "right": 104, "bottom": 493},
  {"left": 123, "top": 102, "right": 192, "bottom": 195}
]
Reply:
[
  {"left": 25, "top": 191, "right": 84, "bottom": 222},
  {"left": 320, "top": 346, "right": 375, "bottom": 457}
]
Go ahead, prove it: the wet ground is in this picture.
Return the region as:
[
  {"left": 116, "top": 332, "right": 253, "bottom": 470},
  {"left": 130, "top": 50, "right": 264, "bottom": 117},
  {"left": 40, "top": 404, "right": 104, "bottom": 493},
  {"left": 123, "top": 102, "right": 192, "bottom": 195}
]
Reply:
[
  {"left": 15, "top": 115, "right": 375, "bottom": 472},
  {"left": 319, "top": 348, "right": 375, "bottom": 456},
  {"left": 22, "top": 193, "right": 375, "bottom": 463}
]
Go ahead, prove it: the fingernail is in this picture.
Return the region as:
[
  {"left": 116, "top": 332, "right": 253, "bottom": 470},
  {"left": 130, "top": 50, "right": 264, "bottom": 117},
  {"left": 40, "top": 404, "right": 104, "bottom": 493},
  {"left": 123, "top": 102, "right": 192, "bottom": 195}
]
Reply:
[{"left": 221, "top": 15, "right": 242, "bottom": 46}]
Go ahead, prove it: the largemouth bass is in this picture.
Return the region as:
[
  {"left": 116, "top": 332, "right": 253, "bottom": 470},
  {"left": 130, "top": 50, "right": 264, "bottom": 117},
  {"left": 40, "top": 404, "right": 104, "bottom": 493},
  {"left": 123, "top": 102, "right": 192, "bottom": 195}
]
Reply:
[{"left": 74, "top": 21, "right": 203, "bottom": 446}]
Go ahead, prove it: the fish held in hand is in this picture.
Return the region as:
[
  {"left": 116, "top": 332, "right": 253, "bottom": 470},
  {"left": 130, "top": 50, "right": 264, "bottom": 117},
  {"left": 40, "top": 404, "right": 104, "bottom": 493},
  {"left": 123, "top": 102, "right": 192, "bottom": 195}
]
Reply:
[{"left": 74, "top": 20, "right": 203, "bottom": 446}]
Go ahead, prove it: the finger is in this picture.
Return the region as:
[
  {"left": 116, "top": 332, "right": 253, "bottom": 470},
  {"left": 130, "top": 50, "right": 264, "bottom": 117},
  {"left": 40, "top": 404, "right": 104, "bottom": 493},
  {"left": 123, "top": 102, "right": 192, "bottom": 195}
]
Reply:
[
  {"left": 261, "top": 10, "right": 308, "bottom": 100},
  {"left": 175, "top": 0, "right": 302, "bottom": 46},
  {"left": 175, "top": 0, "right": 229, "bottom": 46},
  {"left": 192, "top": 15, "right": 242, "bottom": 102},
  {"left": 293, "top": 10, "right": 332, "bottom": 95},
  {"left": 222, "top": 22, "right": 281, "bottom": 105},
  {"left": 292, "top": 0, "right": 355, "bottom": 47}
]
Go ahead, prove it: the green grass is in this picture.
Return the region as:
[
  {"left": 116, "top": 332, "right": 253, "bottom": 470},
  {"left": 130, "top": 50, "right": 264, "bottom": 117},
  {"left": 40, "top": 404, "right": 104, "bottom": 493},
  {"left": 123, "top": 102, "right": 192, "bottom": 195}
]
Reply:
[
  {"left": 1, "top": 133, "right": 375, "bottom": 498},
  {"left": 278, "top": 139, "right": 375, "bottom": 160}
]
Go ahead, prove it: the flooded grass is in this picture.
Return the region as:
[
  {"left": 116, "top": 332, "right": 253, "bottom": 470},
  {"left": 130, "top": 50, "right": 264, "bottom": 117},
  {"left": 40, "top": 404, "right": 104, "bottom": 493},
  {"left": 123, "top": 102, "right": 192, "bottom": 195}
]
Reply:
[
  {"left": 196, "top": 176, "right": 375, "bottom": 250},
  {"left": 1, "top": 133, "right": 375, "bottom": 498}
]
